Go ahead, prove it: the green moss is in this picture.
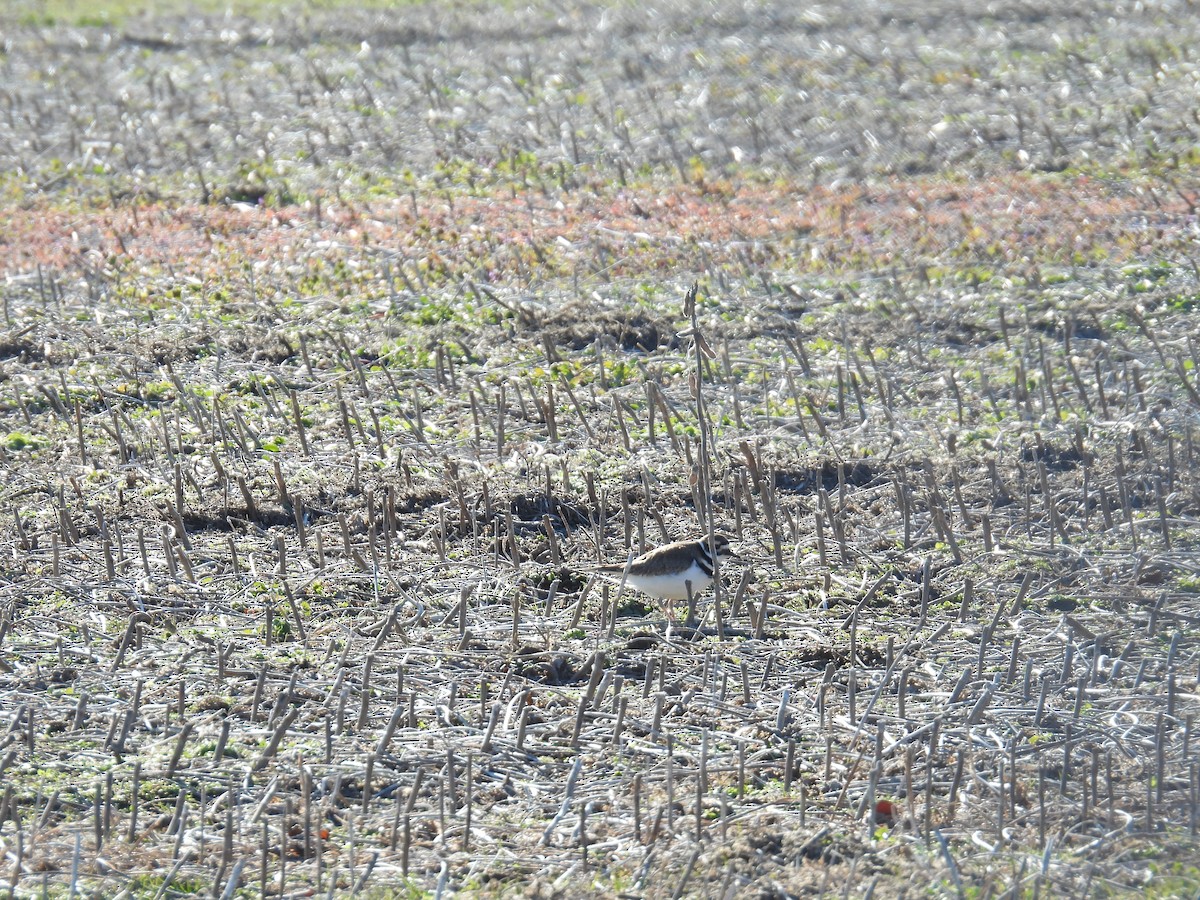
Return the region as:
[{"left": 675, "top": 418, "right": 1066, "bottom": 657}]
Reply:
[{"left": 4, "top": 431, "right": 46, "bottom": 451}]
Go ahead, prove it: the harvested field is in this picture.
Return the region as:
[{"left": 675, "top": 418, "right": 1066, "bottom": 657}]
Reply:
[{"left": 1, "top": 0, "right": 1199, "bottom": 897}]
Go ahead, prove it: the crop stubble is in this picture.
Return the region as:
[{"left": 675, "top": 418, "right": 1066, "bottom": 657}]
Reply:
[{"left": 0, "top": 0, "right": 1199, "bottom": 897}]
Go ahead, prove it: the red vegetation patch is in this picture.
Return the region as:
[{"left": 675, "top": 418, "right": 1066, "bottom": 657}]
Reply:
[{"left": 1, "top": 174, "right": 1189, "bottom": 281}]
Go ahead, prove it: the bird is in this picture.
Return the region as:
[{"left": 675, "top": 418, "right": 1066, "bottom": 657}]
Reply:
[{"left": 594, "top": 534, "right": 736, "bottom": 604}]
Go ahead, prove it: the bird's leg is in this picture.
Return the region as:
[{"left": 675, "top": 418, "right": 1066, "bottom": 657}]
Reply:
[
  {"left": 663, "top": 596, "right": 675, "bottom": 637},
  {"left": 684, "top": 580, "right": 698, "bottom": 628}
]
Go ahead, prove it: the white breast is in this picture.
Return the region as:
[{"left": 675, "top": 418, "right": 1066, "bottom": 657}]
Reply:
[{"left": 624, "top": 562, "right": 714, "bottom": 600}]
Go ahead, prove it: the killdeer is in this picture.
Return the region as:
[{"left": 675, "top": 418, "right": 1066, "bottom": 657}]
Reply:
[{"left": 595, "top": 534, "right": 735, "bottom": 602}]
